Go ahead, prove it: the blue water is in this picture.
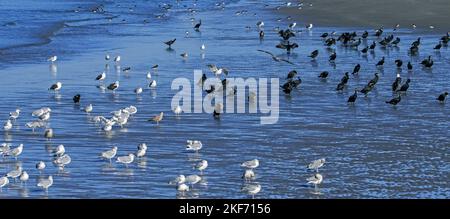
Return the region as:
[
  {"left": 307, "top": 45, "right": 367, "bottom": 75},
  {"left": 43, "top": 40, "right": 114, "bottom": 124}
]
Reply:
[{"left": 0, "top": 0, "right": 449, "bottom": 198}]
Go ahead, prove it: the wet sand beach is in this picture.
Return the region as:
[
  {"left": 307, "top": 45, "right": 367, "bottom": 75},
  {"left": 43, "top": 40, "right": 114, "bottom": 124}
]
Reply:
[
  {"left": 279, "top": 0, "right": 450, "bottom": 32},
  {"left": 0, "top": 1, "right": 449, "bottom": 199}
]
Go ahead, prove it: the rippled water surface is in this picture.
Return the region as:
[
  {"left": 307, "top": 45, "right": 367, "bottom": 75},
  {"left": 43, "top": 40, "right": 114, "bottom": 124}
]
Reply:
[{"left": 0, "top": 0, "right": 449, "bottom": 198}]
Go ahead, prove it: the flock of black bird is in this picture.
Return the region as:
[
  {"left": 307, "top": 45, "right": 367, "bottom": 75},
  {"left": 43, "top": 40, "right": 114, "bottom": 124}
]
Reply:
[{"left": 261, "top": 27, "right": 449, "bottom": 106}]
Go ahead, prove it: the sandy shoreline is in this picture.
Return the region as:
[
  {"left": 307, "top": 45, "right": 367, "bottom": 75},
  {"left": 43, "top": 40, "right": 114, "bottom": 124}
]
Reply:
[{"left": 278, "top": 0, "right": 450, "bottom": 32}]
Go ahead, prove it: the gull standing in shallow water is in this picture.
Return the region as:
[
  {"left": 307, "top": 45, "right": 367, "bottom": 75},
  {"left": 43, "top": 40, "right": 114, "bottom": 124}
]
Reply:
[
  {"left": 9, "top": 109, "right": 20, "bottom": 121},
  {"left": 5, "top": 143, "right": 23, "bottom": 160},
  {"left": 242, "top": 169, "right": 256, "bottom": 182},
  {"left": 47, "top": 55, "right": 57, "bottom": 62},
  {"left": 7, "top": 166, "right": 22, "bottom": 182},
  {"left": 307, "top": 173, "right": 323, "bottom": 189},
  {"left": 84, "top": 104, "right": 93, "bottom": 113},
  {"left": 44, "top": 129, "right": 54, "bottom": 141},
  {"left": 3, "top": 119, "right": 12, "bottom": 131},
  {"left": 36, "top": 161, "right": 46, "bottom": 173},
  {"left": 49, "top": 82, "right": 62, "bottom": 92},
  {"left": 53, "top": 154, "right": 71, "bottom": 169},
  {"left": 19, "top": 171, "right": 29, "bottom": 185},
  {"left": 37, "top": 176, "right": 53, "bottom": 191},
  {"left": 177, "top": 183, "right": 189, "bottom": 195},
  {"left": 307, "top": 158, "right": 325, "bottom": 172},
  {"left": 241, "top": 183, "right": 261, "bottom": 199},
  {"left": 186, "top": 140, "right": 202, "bottom": 153},
  {"left": 241, "top": 159, "right": 259, "bottom": 169},
  {"left": 101, "top": 146, "right": 118, "bottom": 163},
  {"left": 116, "top": 154, "right": 135, "bottom": 167},
  {"left": 0, "top": 176, "right": 9, "bottom": 191},
  {"left": 185, "top": 175, "right": 202, "bottom": 188},
  {"left": 169, "top": 175, "right": 186, "bottom": 185},
  {"left": 194, "top": 160, "right": 208, "bottom": 174},
  {"left": 52, "top": 144, "right": 65, "bottom": 157}
]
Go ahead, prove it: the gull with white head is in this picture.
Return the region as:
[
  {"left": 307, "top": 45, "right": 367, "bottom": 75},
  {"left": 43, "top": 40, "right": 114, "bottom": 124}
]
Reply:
[
  {"left": 241, "top": 159, "right": 259, "bottom": 169},
  {"left": 116, "top": 153, "right": 135, "bottom": 167},
  {"left": 186, "top": 140, "right": 202, "bottom": 153},
  {"left": 101, "top": 146, "right": 118, "bottom": 163}
]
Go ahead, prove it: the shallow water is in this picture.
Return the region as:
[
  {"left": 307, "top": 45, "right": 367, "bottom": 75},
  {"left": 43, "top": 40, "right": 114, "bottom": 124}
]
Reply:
[{"left": 0, "top": 0, "right": 449, "bottom": 198}]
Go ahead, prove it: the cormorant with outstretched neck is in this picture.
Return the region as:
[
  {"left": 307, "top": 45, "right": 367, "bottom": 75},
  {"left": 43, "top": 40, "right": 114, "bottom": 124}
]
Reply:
[
  {"left": 368, "top": 73, "right": 379, "bottom": 86},
  {"left": 411, "top": 37, "right": 421, "bottom": 47},
  {"left": 352, "top": 64, "right": 361, "bottom": 75},
  {"left": 360, "top": 84, "right": 374, "bottom": 96},
  {"left": 320, "top": 33, "right": 328, "bottom": 38},
  {"left": 386, "top": 95, "right": 401, "bottom": 105}
]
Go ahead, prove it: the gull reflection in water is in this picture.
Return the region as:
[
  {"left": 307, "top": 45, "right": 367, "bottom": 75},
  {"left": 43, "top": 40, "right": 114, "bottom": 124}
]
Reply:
[{"left": 49, "top": 63, "right": 57, "bottom": 75}]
